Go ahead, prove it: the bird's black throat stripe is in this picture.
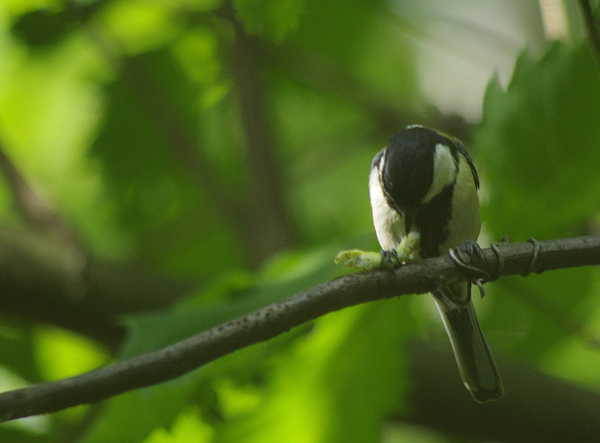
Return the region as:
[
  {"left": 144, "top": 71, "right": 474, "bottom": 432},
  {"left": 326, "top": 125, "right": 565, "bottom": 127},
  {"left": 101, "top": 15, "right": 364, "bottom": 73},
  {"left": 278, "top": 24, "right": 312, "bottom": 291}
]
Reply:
[{"left": 415, "top": 182, "right": 455, "bottom": 258}]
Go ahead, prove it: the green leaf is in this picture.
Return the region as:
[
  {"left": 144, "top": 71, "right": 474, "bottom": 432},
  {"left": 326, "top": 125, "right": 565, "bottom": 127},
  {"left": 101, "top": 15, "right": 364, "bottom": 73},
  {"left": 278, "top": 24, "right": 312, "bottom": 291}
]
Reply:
[
  {"left": 79, "top": 376, "right": 200, "bottom": 443},
  {"left": 90, "top": 48, "right": 241, "bottom": 278},
  {"left": 213, "top": 301, "right": 412, "bottom": 443},
  {"left": 474, "top": 41, "right": 600, "bottom": 361},
  {"left": 10, "top": 6, "right": 89, "bottom": 48},
  {"left": 233, "top": 0, "right": 306, "bottom": 42},
  {"left": 476, "top": 42, "right": 600, "bottom": 239},
  {"left": 33, "top": 326, "right": 109, "bottom": 381},
  {"left": 0, "top": 326, "right": 39, "bottom": 384},
  {"left": 142, "top": 407, "right": 213, "bottom": 443}
]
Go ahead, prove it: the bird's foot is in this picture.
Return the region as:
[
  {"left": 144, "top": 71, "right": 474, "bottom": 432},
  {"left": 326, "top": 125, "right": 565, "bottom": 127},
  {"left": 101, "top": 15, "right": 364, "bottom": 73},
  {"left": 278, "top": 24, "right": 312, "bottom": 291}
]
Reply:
[
  {"left": 380, "top": 249, "right": 400, "bottom": 269},
  {"left": 448, "top": 240, "right": 489, "bottom": 299},
  {"left": 448, "top": 240, "right": 488, "bottom": 277}
]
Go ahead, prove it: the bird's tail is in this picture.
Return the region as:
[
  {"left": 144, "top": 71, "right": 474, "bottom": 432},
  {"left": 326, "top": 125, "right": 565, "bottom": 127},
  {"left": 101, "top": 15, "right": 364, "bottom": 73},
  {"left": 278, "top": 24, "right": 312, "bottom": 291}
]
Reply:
[{"left": 433, "top": 284, "right": 504, "bottom": 403}]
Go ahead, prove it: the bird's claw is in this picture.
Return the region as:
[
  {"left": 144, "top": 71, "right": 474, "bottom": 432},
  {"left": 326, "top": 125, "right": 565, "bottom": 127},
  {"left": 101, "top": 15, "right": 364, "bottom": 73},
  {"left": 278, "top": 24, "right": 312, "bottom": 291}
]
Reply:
[
  {"left": 459, "top": 240, "right": 486, "bottom": 264},
  {"left": 448, "top": 240, "right": 488, "bottom": 279},
  {"left": 448, "top": 240, "right": 490, "bottom": 299},
  {"left": 380, "top": 249, "right": 400, "bottom": 269}
]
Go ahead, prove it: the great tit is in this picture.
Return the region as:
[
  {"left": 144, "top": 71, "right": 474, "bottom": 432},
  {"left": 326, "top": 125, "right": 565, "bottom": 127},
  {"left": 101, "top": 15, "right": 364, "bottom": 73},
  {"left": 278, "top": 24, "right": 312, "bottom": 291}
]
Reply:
[{"left": 369, "top": 125, "right": 503, "bottom": 403}]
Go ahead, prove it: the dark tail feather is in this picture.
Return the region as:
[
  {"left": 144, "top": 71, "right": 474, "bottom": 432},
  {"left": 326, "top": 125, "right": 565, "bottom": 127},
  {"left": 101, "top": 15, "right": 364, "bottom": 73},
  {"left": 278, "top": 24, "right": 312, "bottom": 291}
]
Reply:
[{"left": 433, "top": 286, "right": 504, "bottom": 403}]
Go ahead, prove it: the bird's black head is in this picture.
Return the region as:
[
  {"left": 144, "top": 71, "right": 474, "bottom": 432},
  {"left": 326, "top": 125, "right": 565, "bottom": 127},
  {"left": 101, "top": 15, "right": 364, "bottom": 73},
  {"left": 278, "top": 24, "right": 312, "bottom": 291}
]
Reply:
[
  {"left": 379, "top": 126, "right": 459, "bottom": 234},
  {"left": 382, "top": 126, "right": 450, "bottom": 208}
]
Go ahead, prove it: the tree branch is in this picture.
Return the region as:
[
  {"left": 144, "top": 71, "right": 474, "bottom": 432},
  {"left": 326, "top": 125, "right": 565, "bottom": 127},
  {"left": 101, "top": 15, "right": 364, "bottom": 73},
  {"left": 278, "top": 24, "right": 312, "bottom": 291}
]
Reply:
[
  {"left": 0, "top": 141, "right": 77, "bottom": 243},
  {"left": 229, "top": 14, "right": 299, "bottom": 262},
  {"left": 0, "top": 235, "right": 599, "bottom": 421},
  {"left": 0, "top": 140, "right": 194, "bottom": 348},
  {"left": 579, "top": 0, "right": 600, "bottom": 70},
  {"left": 0, "top": 225, "right": 194, "bottom": 349}
]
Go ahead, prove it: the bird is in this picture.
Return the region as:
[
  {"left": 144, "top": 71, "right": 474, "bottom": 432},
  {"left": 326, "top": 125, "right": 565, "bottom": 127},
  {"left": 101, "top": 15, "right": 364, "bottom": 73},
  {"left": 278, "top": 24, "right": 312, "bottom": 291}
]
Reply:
[{"left": 368, "top": 124, "right": 503, "bottom": 403}]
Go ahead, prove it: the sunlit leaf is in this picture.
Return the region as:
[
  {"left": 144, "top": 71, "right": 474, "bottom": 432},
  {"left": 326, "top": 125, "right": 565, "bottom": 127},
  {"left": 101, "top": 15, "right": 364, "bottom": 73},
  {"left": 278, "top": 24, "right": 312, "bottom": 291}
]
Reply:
[
  {"left": 213, "top": 301, "right": 412, "bottom": 443},
  {"left": 142, "top": 407, "right": 213, "bottom": 443},
  {"left": 33, "top": 326, "right": 109, "bottom": 381}
]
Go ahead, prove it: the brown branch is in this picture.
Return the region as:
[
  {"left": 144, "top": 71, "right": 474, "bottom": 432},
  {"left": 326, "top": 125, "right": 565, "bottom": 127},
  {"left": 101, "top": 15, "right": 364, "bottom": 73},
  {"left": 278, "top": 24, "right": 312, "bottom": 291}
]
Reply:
[
  {"left": 229, "top": 16, "right": 299, "bottom": 262},
  {"left": 0, "top": 139, "right": 194, "bottom": 349},
  {"left": 0, "top": 142, "right": 78, "bottom": 243},
  {"left": 0, "top": 225, "right": 194, "bottom": 349},
  {"left": 0, "top": 235, "right": 599, "bottom": 421}
]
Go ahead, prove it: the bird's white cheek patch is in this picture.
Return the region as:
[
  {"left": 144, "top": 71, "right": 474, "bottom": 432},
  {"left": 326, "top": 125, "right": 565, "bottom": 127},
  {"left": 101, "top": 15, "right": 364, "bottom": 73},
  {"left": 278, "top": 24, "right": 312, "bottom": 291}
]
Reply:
[
  {"left": 447, "top": 156, "right": 481, "bottom": 245},
  {"left": 369, "top": 165, "right": 404, "bottom": 251},
  {"left": 422, "top": 144, "right": 457, "bottom": 203}
]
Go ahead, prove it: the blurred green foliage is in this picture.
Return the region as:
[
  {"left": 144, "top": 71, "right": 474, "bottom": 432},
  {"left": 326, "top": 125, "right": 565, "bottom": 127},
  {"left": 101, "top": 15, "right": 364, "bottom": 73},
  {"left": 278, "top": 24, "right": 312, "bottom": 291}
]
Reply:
[
  {"left": 475, "top": 42, "right": 600, "bottom": 362},
  {"left": 233, "top": 0, "right": 305, "bottom": 41},
  {"left": 0, "top": 0, "right": 600, "bottom": 442}
]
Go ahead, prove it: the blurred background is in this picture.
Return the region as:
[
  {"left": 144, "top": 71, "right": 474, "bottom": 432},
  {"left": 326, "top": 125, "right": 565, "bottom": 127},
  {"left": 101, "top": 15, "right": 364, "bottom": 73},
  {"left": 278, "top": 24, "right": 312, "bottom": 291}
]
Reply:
[{"left": 1, "top": 0, "right": 600, "bottom": 441}]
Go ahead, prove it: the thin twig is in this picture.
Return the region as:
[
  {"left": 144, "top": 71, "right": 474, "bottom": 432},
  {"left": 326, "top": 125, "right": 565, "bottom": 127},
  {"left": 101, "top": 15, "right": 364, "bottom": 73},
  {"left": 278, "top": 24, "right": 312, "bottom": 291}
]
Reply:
[
  {"left": 229, "top": 12, "right": 298, "bottom": 261},
  {"left": 579, "top": 0, "right": 600, "bottom": 69},
  {"left": 0, "top": 235, "right": 600, "bottom": 422},
  {"left": 0, "top": 143, "right": 77, "bottom": 243}
]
